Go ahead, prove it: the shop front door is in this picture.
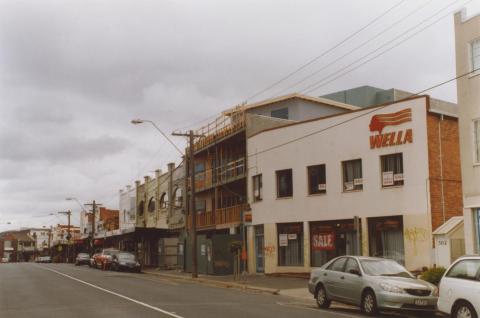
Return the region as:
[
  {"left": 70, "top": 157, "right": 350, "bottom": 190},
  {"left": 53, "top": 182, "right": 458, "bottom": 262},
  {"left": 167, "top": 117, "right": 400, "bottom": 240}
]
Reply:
[{"left": 255, "top": 234, "right": 264, "bottom": 273}]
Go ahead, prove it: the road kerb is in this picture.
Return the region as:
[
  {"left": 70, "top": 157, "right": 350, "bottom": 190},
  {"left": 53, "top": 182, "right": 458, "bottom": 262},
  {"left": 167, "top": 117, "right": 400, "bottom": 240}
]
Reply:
[{"left": 143, "top": 270, "right": 280, "bottom": 295}]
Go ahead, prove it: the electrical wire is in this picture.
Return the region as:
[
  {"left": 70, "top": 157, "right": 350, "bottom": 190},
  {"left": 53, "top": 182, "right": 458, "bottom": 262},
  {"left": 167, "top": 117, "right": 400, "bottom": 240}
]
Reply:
[
  {"left": 301, "top": 0, "right": 469, "bottom": 95},
  {"left": 243, "top": 0, "right": 407, "bottom": 103},
  {"left": 249, "top": 68, "right": 478, "bottom": 159},
  {"left": 272, "top": 0, "right": 436, "bottom": 97}
]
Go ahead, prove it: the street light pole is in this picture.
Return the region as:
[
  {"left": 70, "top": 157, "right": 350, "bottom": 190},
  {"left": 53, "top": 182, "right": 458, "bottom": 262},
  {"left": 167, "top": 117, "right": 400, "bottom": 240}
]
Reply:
[
  {"left": 172, "top": 130, "right": 203, "bottom": 279},
  {"left": 58, "top": 210, "right": 72, "bottom": 263}
]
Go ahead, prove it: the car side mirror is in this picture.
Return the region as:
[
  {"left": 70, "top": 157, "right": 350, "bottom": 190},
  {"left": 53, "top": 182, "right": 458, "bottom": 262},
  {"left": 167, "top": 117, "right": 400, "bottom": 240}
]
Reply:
[{"left": 349, "top": 269, "right": 361, "bottom": 276}]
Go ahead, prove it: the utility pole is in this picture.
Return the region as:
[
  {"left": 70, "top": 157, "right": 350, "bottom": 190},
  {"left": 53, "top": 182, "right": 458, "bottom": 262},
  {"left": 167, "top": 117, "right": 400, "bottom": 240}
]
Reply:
[
  {"left": 172, "top": 130, "right": 203, "bottom": 278},
  {"left": 84, "top": 200, "right": 102, "bottom": 254},
  {"left": 58, "top": 210, "right": 72, "bottom": 263}
]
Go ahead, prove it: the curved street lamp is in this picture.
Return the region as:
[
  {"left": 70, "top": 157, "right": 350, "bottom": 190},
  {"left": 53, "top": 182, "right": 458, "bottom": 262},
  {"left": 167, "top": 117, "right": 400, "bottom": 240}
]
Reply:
[{"left": 131, "top": 119, "right": 183, "bottom": 155}]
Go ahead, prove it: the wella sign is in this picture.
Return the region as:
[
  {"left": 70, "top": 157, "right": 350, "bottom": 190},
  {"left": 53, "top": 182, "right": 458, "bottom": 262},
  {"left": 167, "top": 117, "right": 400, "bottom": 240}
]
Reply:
[{"left": 369, "top": 108, "right": 413, "bottom": 149}]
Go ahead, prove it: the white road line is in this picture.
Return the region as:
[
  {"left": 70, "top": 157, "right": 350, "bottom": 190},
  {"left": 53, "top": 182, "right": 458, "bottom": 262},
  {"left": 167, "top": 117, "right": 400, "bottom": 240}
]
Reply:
[{"left": 37, "top": 265, "right": 185, "bottom": 318}]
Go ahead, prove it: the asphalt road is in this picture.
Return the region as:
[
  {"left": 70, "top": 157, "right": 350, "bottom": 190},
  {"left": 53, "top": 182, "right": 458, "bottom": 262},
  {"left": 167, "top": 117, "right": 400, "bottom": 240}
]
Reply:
[{"left": 0, "top": 263, "right": 420, "bottom": 318}]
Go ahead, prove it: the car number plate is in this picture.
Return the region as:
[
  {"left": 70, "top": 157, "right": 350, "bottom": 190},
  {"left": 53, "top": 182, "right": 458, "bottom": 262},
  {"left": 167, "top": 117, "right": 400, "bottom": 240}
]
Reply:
[{"left": 414, "top": 299, "right": 428, "bottom": 306}]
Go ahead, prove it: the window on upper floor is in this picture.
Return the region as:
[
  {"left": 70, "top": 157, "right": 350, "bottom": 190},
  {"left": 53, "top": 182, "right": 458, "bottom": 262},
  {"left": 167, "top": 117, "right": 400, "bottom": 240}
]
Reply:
[
  {"left": 147, "top": 197, "right": 155, "bottom": 213},
  {"left": 307, "top": 164, "right": 326, "bottom": 195},
  {"left": 173, "top": 187, "right": 183, "bottom": 208},
  {"left": 276, "top": 169, "right": 293, "bottom": 198},
  {"left": 271, "top": 108, "right": 289, "bottom": 120},
  {"left": 137, "top": 201, "right": 144, "bottom": 217},
  {"left": 381, "top": 153, "right": 404, "bottom": 187},
  {"left": 252, "top": 174, "right": 262, "bottom": 202},
  {"left": 159, "top": 192, "right": 167, "bottom": 209},
  {"left": 342, "top": 159, "right": 363, "bottom": 191},
  {"left": 471, "top": 38, "right": 480, "bottom": 73},
  {"left": 474, "top": 119, "right": 480, "bottom": 164}
]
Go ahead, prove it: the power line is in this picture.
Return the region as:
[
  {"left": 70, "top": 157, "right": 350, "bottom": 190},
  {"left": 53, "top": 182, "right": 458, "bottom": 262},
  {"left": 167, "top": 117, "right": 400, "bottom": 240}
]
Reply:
[
  {"left": 301, "top": 0, "right": 469, "bottom": 95},
  {"left": 249, "top": 68, "right": 478, "bottom": 159},
  {"left": 273, "top": 0, "right": 436, "bottom": 97},
  {"left": 243, "top": 0, "right": 407, "bottom": 103}
]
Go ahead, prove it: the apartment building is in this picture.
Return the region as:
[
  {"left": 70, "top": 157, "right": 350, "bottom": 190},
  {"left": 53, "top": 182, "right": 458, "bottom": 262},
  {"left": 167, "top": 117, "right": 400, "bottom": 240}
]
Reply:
[
  {"left": 187, "top": 93, "right": 358, "bottom": 274},
  {"left": 455, "top": 9, "right": 480, "bottom": 255},
  {"left": 246, "top": 95, "right": 462, "bottom": 274}
]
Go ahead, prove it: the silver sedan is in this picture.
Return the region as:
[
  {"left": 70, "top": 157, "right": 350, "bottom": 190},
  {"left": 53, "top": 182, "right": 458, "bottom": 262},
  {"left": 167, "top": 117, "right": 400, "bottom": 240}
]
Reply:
[{"left": 308, "top": 256, "right": 438, "bottom": 315}]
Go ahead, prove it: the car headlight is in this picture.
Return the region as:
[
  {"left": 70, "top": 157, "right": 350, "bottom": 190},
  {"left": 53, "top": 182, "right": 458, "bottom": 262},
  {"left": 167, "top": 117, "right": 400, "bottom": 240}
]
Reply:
[
  {"left": 380, "top": 282, "right": 405, "bottom": 294},
  {"left": 431, "top": 286, "right": 439, "bottom": 297}
]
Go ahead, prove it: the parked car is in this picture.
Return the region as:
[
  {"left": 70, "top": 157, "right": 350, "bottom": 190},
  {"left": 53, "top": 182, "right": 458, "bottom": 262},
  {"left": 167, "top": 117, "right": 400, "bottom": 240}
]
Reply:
[
  {"left": 308, "top": 256, "right": 438, "bottom": 315},
  {"left": 110, "top": 252, "right": 141, "bottom": 272},
  {"left": 438, "top": 255, "right": 480, "bottom": 318},
  {"left": 89, "top": 253, "right": 99, "bottom": 268},
  {"left": 1, "top": 257, "right": 8, "bottom": 263},
  {"left": 93, "top": 248, "right": 119, "bottom": 269},
  {"left": 36, "top": 256, "right": 52, "bottom": 263},
  {"left": 75, "top": 253, "right": 90, "bottom": 266}
]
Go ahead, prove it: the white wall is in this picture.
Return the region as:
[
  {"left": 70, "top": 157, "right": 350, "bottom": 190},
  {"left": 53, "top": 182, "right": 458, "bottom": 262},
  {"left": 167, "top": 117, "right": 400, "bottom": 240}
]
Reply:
[{"left": 455, "top": 10, "right": 480, "bottom": 254}]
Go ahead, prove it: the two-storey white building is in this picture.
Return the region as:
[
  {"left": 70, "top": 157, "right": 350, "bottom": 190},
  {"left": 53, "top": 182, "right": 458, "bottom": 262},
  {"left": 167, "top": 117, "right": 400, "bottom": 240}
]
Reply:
[{"left": 246, "top": 95, "right": 463, "bottom": 274}]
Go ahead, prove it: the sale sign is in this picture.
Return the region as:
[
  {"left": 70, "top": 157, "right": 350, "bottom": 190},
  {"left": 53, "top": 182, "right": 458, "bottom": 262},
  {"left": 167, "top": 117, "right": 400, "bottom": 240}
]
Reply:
[{"left": 312, "top": 232, "right": 335, "bottom": 251}]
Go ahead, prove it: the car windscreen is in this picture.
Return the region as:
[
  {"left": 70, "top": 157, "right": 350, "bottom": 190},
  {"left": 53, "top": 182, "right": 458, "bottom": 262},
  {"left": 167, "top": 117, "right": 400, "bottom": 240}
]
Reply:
[
  {"left": 117, "top": 253, "right": 135, "bottom": 260},
  {"left": 360, "top": 259, "right": 413, "bottom": 278}
]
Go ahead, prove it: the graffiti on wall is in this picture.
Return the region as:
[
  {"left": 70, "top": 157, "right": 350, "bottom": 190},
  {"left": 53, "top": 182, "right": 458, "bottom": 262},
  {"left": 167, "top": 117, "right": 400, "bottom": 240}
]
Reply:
[
  {"left": 404, "top": 227, "right": 428, "bottom": 256},
  {"left": 264, "top": 245, "right": 275, "bottom": 257}
]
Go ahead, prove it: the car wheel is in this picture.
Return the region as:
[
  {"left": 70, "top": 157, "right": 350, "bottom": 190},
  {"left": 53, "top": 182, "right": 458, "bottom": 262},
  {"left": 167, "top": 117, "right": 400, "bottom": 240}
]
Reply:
[
  {"left": 315, "top": 284, "right": 331, "bottom": 309},
  {"left": 454, "top": 301, "right": 478, "bottom": 318},
  {"left": 361, "top": 290, "right": 378, "bottom": 316}
]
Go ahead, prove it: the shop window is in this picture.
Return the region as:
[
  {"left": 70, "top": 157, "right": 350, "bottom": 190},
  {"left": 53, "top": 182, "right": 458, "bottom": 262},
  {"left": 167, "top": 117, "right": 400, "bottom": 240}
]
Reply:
[
  {"left": 381, "top": 153, "right": 404, "bottom": 187},
  {"left": 276, "top": 169, "right": 293, "bottom": 198},
  {"left": 277, "top": 223, "right": 303, "bottom": 266},
  {"left": 147, "top": 197, "right": 155, "bottom": 213},
  {"left": 368, "top": 216, "right": 405, "bottom": 265},
  {"left": 307, "top": 164, "right": 326, "bottom": 195},
  {"left": 310, "top": 220, "right": 360, "bottom": 267},
  {"left": 271, "top": 107, "right": 289, "bottom": 120},
  {"left": 342, "top": 159, "right": 363, "bottom": 191},
  {"left": 474, "top": 120, "right": 480, "bottom": 164},
  {"left": 446, "top": 259, "right": 480, "bottom": 281},
  {"left": 252, "top": 174, "right": 263, "bottom": 202}
]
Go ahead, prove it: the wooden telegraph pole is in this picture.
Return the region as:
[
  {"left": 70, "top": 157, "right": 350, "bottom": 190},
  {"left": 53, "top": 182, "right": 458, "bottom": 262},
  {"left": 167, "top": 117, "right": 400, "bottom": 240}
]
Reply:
[
  {"left": 172, "top": 130, "right": 203, "bottom": 278},
  {"left": 84, "top": 200, "right": 102, "bottom": 254}
]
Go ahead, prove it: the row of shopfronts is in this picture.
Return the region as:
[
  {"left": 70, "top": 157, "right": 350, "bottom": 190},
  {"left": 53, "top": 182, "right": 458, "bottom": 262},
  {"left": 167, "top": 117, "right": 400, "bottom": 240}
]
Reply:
[{"left": 250, "top": 216, "right": 405, "bottom": 273}]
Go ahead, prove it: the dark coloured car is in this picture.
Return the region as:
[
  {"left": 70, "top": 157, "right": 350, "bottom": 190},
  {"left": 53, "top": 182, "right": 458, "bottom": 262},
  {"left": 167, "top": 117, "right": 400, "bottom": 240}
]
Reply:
[
  {"left": 75, "top": 253, "right": 90, "bottom": 266},
  {"left": 111, "top": 252, "right": 141, "bottom": 272}
]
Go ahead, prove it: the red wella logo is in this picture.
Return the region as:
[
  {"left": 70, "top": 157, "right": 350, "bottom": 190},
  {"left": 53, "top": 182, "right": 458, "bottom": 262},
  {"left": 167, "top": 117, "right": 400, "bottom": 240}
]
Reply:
[{"left": 369, "top": 108, "right": 413, "bottom": 149}]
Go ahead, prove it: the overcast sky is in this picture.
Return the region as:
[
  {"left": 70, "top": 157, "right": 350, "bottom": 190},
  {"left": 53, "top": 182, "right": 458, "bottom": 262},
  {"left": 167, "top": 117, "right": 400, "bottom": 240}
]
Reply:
[{"left": 1, "top": 0, "right": 479, "bottom": 231}]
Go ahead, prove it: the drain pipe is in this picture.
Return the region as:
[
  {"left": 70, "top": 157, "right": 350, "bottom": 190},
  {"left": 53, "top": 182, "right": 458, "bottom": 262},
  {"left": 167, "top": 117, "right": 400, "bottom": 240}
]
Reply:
[{"left": 438, "top": 114, "right": 446, "bottom": 224}]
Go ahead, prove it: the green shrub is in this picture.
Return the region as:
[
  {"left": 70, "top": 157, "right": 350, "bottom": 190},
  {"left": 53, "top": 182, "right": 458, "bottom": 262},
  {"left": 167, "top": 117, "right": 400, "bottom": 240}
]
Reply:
[{"left": 420, "top": 267, "right": 446, "bottom": 285}]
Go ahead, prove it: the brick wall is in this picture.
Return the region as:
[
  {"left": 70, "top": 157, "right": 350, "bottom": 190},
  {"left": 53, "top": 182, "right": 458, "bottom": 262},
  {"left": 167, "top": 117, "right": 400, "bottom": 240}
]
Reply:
[{"left": 427, "top": 111, "right": 463, "bottom": 232}]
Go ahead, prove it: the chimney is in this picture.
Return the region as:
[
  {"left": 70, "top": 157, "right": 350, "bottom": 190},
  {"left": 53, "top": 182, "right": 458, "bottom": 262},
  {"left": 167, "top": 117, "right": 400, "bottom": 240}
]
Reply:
[
  {"left": 155, "top": 169, "right": 161, "bottom": 179},
  {"left": 126, "top": 185, "right": 132, "bottom": 191},
  {"left": 144, "top": 175, "right": 150, "bottom": 183}
]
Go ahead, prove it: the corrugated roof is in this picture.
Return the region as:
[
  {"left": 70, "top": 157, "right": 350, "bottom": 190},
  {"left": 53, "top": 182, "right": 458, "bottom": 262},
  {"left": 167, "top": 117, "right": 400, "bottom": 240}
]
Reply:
[{"left": 433, "top": 216, "right": 464, "bottom": 235}]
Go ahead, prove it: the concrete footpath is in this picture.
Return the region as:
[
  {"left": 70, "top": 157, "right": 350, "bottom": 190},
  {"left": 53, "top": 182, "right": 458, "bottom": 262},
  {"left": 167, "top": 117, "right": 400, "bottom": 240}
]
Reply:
[{"left": 142, "top": 269, "right": 312, "bottom": 299}]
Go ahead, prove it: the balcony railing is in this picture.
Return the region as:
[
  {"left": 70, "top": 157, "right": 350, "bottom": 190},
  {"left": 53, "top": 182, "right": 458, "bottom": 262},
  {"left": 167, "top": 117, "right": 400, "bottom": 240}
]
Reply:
[
  {"left": 195, "top": 157, "right": 245, "bottom": 192},
  {"left": 187, "top": 204, "right": 245, "bottom": 229},
  {"left": 193, "top": 110, "right": 246, "bottom": 152}
]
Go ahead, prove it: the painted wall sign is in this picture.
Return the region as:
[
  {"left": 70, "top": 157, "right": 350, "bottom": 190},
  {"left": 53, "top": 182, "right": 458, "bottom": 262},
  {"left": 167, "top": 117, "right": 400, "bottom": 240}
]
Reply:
[
  {"left": 312, "top": 232, "right": 335, "bottom": 251},
  {"left": 369, "top": 108, "right": 413, "bottom": 149}
]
